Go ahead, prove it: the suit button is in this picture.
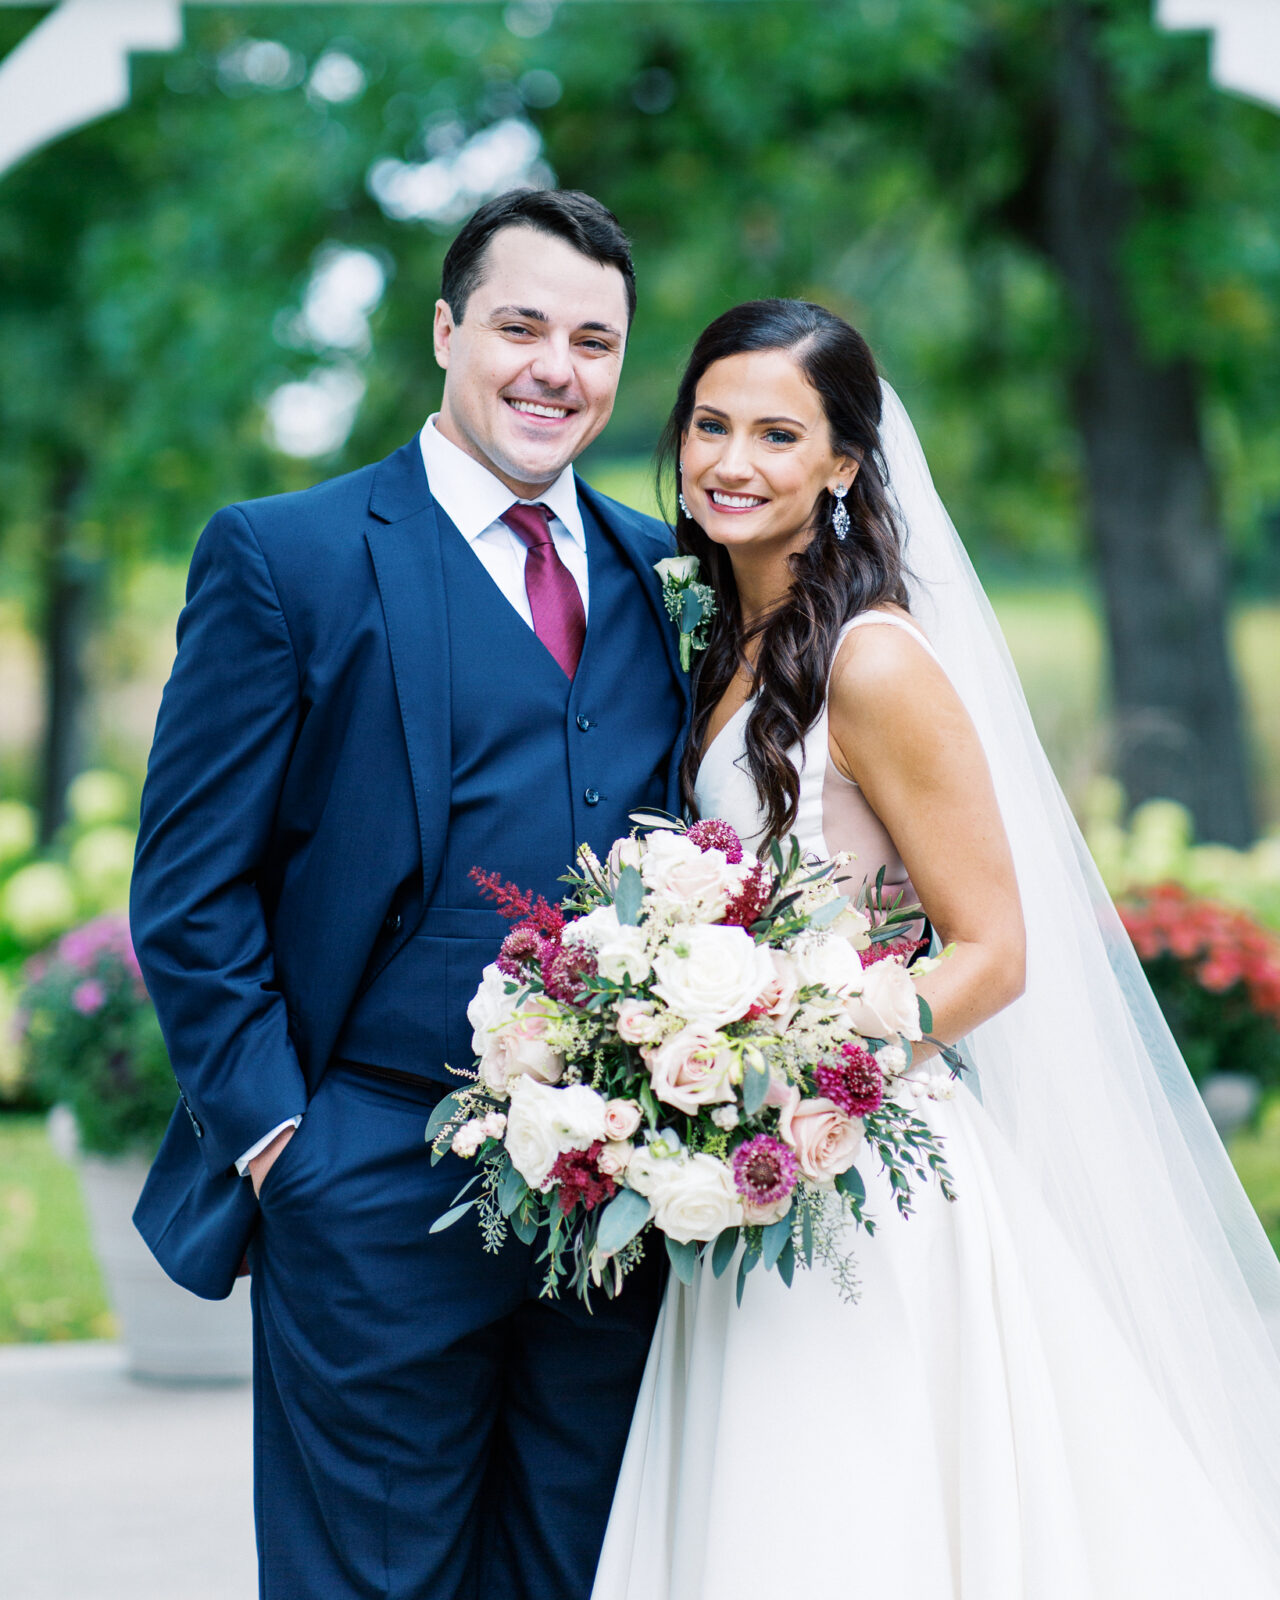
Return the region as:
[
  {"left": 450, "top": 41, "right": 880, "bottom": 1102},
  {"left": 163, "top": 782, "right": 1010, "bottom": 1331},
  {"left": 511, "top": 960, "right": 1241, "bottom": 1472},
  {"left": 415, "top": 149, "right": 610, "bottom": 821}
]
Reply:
[
  {"left": 384, "top": 910, "right": 403, "bottom": 934},
  {"left": 576, "top": 713, "right": 592, "bottom": 732},
  {"left": 584, "top": 788, "right": 600, "bottom": 806}
]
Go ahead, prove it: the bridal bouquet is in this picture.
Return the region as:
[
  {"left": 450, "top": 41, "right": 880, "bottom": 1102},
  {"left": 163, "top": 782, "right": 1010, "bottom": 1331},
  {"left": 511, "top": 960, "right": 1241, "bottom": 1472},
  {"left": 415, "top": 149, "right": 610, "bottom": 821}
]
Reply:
[{"left": 427, "top": 815, "right": 963, "bottom": 1306}]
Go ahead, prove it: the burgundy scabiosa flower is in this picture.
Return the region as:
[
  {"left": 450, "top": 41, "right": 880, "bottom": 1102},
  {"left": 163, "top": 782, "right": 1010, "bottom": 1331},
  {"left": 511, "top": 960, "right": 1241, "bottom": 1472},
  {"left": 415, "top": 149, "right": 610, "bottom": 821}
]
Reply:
[
  {"left": 687, "top": 818, "right": 744, "bottom": 864},
  {"left": 548, "top": 1142, "right": 618, "bottom": 1214},
  {"left": 732, "top": 1134, "right": 798, "bottom": 1207},
  {"left": 541, "top": 943, "right": 597, "bottom": 1005},
  {"left": 722, "top": 861, "right": 772, "bottom": 929},
  {"left": 497, "top": 924, "right": 548, "bottom": 980},
  {"left": 816, "top": 1042, "right": 884, "bottom": 1117}
]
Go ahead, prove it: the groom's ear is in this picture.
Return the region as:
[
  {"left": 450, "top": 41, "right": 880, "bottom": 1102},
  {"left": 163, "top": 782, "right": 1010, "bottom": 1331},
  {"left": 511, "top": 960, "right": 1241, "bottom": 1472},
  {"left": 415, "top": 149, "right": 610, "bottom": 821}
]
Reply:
[{"left": 433, "top": 299, "right": 455, "bottom": 370}]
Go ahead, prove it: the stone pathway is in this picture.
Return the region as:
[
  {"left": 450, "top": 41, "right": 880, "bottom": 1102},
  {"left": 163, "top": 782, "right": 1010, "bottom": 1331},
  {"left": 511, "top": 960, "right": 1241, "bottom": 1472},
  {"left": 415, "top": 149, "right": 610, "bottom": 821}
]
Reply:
[{"left": 0, "top": 1341, "right": 256, "bottom": 1599}]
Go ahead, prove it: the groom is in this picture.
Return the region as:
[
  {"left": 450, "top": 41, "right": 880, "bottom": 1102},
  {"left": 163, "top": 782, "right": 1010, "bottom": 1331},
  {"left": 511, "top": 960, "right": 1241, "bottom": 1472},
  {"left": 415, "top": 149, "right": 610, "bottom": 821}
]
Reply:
[{"left": 131, "top": 189, "right": 687, "bottom": 1599}]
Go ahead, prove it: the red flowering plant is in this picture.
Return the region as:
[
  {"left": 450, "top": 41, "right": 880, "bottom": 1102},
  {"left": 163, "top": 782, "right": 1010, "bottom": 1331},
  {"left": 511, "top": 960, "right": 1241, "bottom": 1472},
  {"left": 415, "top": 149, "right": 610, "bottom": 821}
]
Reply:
[
  {"left": 1118, "top": 883, "right": 1280, "bottom": 1094},
  {"left": 15, "top": 913, "right": 176, "bottom": 1156},
  {"left": 427, "top": 815, "right": 962, "bottom": 1308}
]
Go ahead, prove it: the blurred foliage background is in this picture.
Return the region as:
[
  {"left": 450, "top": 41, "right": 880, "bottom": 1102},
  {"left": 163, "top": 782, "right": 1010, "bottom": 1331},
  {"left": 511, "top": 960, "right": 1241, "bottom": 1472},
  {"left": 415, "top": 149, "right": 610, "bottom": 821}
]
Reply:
[{"left": 2, "top": 0, "right": 1280, "bottom": 1329}]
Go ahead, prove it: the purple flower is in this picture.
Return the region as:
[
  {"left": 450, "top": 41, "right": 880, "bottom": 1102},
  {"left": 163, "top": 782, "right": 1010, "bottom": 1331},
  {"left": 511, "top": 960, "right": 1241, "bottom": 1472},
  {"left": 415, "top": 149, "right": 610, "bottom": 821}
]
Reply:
[
  {"left": 686, "top": 818, "right": 744, "bottom": 864},
  {"left": 71, "top": 979, "right": 106, "bottom": 1016},
  {"left": 732, "top": 1134, "right": 798, "bottom": 1207}
]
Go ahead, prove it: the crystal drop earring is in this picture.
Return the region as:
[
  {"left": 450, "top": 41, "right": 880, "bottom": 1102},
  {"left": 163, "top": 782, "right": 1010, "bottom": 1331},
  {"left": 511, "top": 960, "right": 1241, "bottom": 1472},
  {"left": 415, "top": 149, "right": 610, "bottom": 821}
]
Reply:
[
  {"left": 832, "top": 483, "right": 850, "bottom": 541},
  {"left": 678, "top": 461, "right": 690, "bottom": 519}
]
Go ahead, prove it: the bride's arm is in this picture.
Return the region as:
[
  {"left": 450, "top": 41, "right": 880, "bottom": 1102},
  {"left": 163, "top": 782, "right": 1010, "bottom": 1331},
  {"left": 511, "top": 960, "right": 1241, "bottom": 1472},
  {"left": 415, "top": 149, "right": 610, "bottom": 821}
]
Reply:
[{"left": 827, "top": 621, "right": 1026, "bottom": 1061}]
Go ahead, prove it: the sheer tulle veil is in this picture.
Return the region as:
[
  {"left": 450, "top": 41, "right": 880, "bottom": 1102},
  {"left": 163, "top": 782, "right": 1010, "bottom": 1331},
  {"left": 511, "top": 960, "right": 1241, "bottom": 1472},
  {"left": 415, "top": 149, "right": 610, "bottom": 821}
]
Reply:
[{"left": 878, "top": 381, "right": 1280, "bottom": 1565}]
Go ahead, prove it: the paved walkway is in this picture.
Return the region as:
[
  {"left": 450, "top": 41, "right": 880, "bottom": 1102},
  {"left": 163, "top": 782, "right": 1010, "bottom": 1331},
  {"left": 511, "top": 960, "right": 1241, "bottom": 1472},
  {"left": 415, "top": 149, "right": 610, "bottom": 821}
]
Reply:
[{"left": 0, "top": 1341, "right": 256, "bottom": 1599}]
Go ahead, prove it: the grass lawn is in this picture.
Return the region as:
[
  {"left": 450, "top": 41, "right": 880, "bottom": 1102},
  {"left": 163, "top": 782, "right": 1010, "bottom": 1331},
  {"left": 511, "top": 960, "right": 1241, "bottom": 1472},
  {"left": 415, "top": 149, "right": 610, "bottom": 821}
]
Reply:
[{"left": 0, "top": 1113, "right": 114, "bottom": 1342}]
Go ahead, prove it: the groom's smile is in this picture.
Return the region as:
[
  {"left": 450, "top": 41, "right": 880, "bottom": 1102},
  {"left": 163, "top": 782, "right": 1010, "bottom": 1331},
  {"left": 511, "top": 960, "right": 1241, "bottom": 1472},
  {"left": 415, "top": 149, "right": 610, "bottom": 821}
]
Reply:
[{"left": 433, "top": 224, "right": 630, "bottom": 500}]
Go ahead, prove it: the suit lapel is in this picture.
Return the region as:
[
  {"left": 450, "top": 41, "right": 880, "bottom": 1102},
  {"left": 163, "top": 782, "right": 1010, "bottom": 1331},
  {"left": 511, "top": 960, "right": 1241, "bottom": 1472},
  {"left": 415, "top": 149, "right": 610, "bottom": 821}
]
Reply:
[{"left": 365, "top": 440, "right": 452, "bottom": 912}]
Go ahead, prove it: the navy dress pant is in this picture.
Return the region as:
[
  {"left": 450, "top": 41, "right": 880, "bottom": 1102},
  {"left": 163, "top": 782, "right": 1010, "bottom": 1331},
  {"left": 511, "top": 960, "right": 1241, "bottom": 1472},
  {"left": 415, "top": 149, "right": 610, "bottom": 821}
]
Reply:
[{"left": 249, "top": 1067, "right": 662, "bottom": 1600}]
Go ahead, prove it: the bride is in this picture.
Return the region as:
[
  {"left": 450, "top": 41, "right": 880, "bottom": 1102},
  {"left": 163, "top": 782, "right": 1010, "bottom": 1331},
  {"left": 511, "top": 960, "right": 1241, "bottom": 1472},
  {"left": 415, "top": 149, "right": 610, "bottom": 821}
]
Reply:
[{"left": 591, "top": 299, "right": 1280, "bottom": 1598}]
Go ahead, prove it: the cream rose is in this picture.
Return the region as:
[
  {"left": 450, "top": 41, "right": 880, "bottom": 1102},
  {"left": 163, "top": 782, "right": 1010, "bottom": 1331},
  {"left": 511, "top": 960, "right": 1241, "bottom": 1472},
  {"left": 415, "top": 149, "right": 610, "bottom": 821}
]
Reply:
[
  {"left": 650, "top": 923, "right": 773, "bottom": 1028},
  {"left": 607, "top": 834, "right": 646, "bottom": 883},
  {"left": 648, "top": 1152, "right": 743, "bottom": 1244},
  {"left": 654, "top": 554, "right": 700, "bottom": 585},
  {"left": 844, "top": 956, "right": 922, "bottom": 1041},
  {"left": 741, "top": 1192, "right": 793, "bottom": 1227},
  {"left": 561, "top": 904, "right": 621, "bottom": 951},
  {"left": 596, "top": 925, "right": 653, "bottom": 985},
  {"left": 478, "top": 996, "right": 566, "bottom": 1095},
  {"left": 753, "top": 948, "right": 801, "bottom": 1031},
  {"left": 779, "top": 1096, "right": 865, "bottom": 1182},
  {"left": 640, "top": 830, "right": 747, "bottom": 921},
  {"left": 615, "top": 998, "right": 665, "bottom": 1046},
  {"left": 603, "top": 1098, "right": 643, "bottom": 1141},
  {"left": 642, "top": 1025, "right": 736, "bottom": 1115},
  {"left": 467, "top": 963, "right": 520, "bottom": 1058},
  {"left": 790, "top": 932, "right": 866, "bottom": 1004}
]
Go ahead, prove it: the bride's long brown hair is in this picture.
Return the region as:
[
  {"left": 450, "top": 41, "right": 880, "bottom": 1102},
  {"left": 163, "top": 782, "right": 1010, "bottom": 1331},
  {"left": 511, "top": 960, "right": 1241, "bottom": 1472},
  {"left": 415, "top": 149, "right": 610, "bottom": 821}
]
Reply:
[{"left": 661, "top": 300, "right": 909, "bottom": 837}]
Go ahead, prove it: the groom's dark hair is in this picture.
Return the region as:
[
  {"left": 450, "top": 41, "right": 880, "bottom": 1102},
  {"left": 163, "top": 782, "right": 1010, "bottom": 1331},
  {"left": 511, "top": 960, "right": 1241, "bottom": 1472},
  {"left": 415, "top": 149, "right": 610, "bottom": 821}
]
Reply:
[{"left": 441, "top": 189, "right": 637, "bottom": 325}]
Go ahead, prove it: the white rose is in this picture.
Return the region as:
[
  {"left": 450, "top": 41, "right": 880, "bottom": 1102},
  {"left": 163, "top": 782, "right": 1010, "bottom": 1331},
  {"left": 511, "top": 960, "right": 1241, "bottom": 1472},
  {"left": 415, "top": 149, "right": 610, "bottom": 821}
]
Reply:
[
  {"left": 607, "top": 835, "right": 646, "bottom": 883},
  {"left": 503, "top": 1078, "right": 565, "bottom": 1189},
  {"left": 467, "top": 963, "right": 520, "bottom": 1058},
  {"left": 790, "top": 933, "right": 866, "bottom": 1005},
  {"left": 478, "top": 996, "right": 566, "bottom": 1095},
  {"left": 561, "top": 904, "right": 621, "bottom": 951},
  {"left": 654, "top": 554, "right": 700, "bottom": 584},
  {"left": 649, "top": 1152, "right": 743, "bottom": 1245},
  {"left": 503, "top": 1079, "right": 609, "bottom": 1189},
  {"left": 626, "top": 1134, "right": 684, "bottom": 1197},
  {"left": 643, "top": 1025, "right": 737, "bottom": 1115},
  {"left": 640, "top": 830, "right": 747, "bottom": 921},
  {"left": 844, "top": 957, "right": 922, "bottom": 1041},
  {"left": 596, "top": 924, "right": 653, "bottom": 985},
  {"left": 651, "top": 923, "right": 774, "bottom": 1028}
]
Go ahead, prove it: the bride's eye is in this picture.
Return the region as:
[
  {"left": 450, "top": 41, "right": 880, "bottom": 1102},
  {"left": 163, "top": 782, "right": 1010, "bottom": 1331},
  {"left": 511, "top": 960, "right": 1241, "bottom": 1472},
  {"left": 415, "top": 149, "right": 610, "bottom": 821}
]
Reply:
[
  {"left": 695, "top": 418, "right": 727, "bottom": 436},
  {"left": 763, "top": 428, "right": 796, "bottom": 445}
]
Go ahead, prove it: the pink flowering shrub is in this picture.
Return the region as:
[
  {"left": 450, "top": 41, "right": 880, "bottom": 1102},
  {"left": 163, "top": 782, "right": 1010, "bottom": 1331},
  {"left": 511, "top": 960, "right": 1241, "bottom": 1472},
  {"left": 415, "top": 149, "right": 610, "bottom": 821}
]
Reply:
[{"left": 16, "top": 913, "right": 176, "bottom": 1156}]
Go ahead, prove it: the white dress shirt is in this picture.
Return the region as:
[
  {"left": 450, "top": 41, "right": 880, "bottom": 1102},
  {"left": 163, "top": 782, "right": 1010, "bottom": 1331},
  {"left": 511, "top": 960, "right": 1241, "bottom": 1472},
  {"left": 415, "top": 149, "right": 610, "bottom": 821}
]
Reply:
[{"left": 237, "top": 418, "right": 589, "bottom": 1177}]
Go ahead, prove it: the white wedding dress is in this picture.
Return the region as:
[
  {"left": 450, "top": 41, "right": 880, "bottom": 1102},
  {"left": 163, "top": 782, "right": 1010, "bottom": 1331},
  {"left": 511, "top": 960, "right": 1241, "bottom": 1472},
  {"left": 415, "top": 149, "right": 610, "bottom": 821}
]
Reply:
[{"left": 592, "top": 611, "right": 1280, "bottom": 1600}]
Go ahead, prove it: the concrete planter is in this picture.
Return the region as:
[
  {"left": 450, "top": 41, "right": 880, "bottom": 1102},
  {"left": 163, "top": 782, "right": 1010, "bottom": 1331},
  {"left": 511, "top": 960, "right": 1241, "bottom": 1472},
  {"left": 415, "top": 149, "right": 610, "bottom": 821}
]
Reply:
[{"left": 49, "top": 1106, "right": 252, "bottom": 1384}]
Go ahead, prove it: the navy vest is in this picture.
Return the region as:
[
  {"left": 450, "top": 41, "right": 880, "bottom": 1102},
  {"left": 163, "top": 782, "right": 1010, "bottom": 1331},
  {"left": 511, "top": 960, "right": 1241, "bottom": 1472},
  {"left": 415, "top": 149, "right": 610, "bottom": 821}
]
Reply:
[{"left": 337, "top": 499, "right": 682, "bottom": 1081}]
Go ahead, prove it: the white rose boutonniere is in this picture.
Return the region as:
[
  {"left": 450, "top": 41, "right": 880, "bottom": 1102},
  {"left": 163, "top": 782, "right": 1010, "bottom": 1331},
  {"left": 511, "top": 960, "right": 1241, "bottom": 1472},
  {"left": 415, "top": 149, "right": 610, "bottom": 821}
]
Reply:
[{"left": 655, "top": 554, "right": 716, "bottom": 671}]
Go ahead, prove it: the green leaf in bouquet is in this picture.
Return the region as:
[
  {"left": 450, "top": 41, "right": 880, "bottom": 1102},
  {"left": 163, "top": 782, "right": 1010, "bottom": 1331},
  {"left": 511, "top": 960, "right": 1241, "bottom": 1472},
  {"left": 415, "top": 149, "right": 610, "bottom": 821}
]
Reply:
[
  {"left": 917, "top": 996, "right": 934, "bottom": 1034},
  {"left": 614, "top": 865, "right": 644, "bottom": 926},
  {"left": 769, "top": 838, "right": 786, "bottom": 874},
  {"left": 776, "top": 1237, "right": 796, "bottom": 1288},
  {"left": 800, "top": 1201, "right": 814, "bottom": 1266},
  {"left": 666, "top": 1236, "right": 699, "bottom": 1285},
  {"left": 710, "top": 1226, "right": 740, "bottom": 1278},
  {"left": 510, "top": 1205, "right": 538, "bottom": 1246},
  {"left": 788, "top": 836, "right": 802, "bottom": 876},
  {"left": 429, "top": 1197, "right": 478, "bottom": 1234},
  {"left": 735, "top": 1243, "right": 760, "bottom": 1307},
  {"left": 808, "top": 895, "right": 850, "bottom": 929},
  {"left": 742, "top": 1056, "right": 770, "bottom": 1116},
  {"left": 835, "top": 1166, "right": 866, "bottom": 1205},
  {"left": 628, "top": 809, "right": 684, "bottom": 831},
  {"left": 425, "top": 1090, "right": 470, "bottom": 1146},
  {"left": 498, "top": 1161, "right": 529, "bottom": 1218},
  {"left": 596, "top": 1185, "right": 652, "bottom": 1255},
  {"left": 762, "top": 1215, "right": 791, "bottom": 1270}
]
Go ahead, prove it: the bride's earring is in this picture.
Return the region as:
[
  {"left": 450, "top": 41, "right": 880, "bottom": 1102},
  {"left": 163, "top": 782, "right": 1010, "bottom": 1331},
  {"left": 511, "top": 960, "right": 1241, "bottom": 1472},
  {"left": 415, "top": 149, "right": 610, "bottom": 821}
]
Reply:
[
  {"left": 831, "top": 483, "right": 850, "bottom": 541},
  {"left": 678, "top": 461, "right": 691, "bottom": 519}
]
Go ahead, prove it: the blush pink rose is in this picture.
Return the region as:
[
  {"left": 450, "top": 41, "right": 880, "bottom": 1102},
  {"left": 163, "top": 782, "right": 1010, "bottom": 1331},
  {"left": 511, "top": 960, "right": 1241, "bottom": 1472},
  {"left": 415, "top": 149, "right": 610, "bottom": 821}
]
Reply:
[
  {"left": 642, "top": 1025, "right": 736, "bottom": 1115},
  {"left": 603, "top": 1098, "right": 643, "bottom": 1140},
  {"left": 615, "top": 998, "right": 664, "bottom": 1046},
  {"left": 479, "top": 1001, "right": 566, "bottom": 1094},
  {"left": 597, "top": 1140, "right": 634, "bottom": 1177},
  {"left": 778, "top": 1095, "right": 864, "bottom": 1182}
]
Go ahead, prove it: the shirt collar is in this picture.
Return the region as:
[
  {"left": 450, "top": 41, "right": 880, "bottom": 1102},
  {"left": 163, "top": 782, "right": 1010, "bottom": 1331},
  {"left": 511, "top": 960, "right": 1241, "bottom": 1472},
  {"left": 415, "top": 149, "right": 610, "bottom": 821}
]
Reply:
[{"left": 419, "top": 416, "right": 585, "bottom": 547}]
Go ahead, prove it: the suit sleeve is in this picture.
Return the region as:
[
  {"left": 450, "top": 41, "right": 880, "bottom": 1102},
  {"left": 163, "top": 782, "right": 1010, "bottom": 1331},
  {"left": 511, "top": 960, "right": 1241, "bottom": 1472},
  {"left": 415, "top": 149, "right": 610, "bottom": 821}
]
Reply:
[{"left": 130, "top": 504, "right": 309, "bottom": 1178}]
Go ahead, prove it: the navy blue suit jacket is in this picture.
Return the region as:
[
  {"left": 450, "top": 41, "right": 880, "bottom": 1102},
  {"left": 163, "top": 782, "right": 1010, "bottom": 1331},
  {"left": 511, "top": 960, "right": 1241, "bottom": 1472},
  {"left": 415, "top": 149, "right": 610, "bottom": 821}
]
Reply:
[{"left": 131, "top": 438, "right": 689, "bottom": 1298}]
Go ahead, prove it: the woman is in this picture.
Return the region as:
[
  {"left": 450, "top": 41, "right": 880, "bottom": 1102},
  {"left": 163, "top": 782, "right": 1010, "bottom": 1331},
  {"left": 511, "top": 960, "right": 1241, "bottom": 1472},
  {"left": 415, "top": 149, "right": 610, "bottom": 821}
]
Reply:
[{"left": 592, "top": 300, "right": 1280, "bottom": 1598}]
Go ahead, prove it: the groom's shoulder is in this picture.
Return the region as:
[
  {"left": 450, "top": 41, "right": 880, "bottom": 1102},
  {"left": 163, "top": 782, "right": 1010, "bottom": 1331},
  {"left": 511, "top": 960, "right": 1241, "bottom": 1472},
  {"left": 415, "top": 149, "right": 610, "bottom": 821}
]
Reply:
[
  {"left": 578, "top": 479, "right": 675, "bottom": 561},
  {"left": 223, "top": 449, "right": 399, "bottom": 550}
]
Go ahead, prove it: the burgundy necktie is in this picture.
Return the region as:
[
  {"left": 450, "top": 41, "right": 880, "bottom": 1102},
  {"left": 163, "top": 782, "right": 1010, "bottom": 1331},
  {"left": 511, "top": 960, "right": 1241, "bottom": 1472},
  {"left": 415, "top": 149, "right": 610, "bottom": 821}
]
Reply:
[{"left": 500, "top": 502, "right": 587, "bottom": 679}]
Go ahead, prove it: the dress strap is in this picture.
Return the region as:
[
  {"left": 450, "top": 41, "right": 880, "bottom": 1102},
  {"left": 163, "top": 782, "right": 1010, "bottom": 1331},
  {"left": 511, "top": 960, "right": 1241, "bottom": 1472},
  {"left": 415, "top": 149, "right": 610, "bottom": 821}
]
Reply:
[{"left": 835, "top": 609, "right": 943, "bottom": 670}]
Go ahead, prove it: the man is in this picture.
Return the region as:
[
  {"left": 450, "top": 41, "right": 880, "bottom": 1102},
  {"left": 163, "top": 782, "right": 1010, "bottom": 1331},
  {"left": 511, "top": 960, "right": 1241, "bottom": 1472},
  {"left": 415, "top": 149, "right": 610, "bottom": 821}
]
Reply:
[{"left": 131, "top": 189, "right": 687, "bottom": 1600}]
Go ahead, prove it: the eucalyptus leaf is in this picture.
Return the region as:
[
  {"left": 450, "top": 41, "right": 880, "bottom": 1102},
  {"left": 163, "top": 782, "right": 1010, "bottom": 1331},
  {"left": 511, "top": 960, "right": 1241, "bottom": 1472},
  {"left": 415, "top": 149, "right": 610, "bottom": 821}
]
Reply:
[
  {"left": 511, "top": 1209, "right": 538, "bottom": 1246},
  {"left": 808, "top": 895, "right": 849, "bottom": 928},
  {"left": 762, "top": 1215, "right": 791, "bottom": 1270},
  {"left": 680, "top": 588, "right": 703, "bottom": 631},
  {"left": 776, "top": 1236, "right": 796, "bottom": 1287},
  {"left": 918, "top": 996, "right": 934, "bottom": 1034},
  {"left": 801, "top": 1202, "right": 814, "bottom": 1264},
  {"left": 836, "top": 1166, "right": 867, "bottom": 1204},
  {"left": 742, "top": 1056, "right": 770, "bottom": 1116},
  {"left": 596, "top": 1186, "right": 652, "bottom": 1255},
  {"left": 628, "top": 809, "right": 683, "bottom": 832},
  {"left": 614, "top": 864, "right": 644, "bottom": 926},
  {"left": 666, "top": 1235, "right": 699, "bottom": 1285},
  {"left": 429, "top": 1198, "right": 477, "bottom": 1234},
  {"left": 424, "top": 1090, "right": 468, "bottom": 1145},
  {"left": 711, "top": 1226, "right": 740, "bottom": 1278},
  {"left": 498, "top": 1161, "right": 529, "bottom": 1218}
]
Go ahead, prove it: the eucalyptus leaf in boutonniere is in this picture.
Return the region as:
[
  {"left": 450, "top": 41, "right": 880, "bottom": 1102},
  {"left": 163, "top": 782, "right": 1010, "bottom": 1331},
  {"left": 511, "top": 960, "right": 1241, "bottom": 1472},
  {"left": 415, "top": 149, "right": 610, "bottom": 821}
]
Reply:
[{"left": 655, "top": 555, "right": 717, "bottom": 672}]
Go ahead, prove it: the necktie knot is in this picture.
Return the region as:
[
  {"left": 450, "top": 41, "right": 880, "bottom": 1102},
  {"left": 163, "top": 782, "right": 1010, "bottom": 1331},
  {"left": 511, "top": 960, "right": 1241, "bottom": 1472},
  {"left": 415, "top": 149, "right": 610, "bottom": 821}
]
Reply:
[{"left": 501, "top": 502, "right": 554, "bottom": 550}]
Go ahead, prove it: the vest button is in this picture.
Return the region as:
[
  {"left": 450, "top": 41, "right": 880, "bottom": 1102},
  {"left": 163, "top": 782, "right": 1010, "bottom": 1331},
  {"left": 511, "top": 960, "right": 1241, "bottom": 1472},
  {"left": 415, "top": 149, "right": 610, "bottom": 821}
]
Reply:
[
  {"left": 584, "top": 788, "right": 601, "bottom": 806},
  {"left": 576, "top": 713, "right": 591, "bottom": 732}
]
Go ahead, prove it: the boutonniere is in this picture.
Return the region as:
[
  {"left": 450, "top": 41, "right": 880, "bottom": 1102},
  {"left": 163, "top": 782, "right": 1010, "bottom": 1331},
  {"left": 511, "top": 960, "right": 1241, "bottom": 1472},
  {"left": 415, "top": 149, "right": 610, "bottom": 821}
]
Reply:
[{"left": 654, "top": 555, "right": 716, "bottom": 672}]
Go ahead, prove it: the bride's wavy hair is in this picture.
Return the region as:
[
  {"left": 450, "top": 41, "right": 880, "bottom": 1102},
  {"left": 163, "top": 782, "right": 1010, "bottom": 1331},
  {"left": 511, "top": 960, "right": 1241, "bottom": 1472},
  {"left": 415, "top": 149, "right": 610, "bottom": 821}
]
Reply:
[{"left": 659, "top": 299, "right": 909, "bottom": 837}]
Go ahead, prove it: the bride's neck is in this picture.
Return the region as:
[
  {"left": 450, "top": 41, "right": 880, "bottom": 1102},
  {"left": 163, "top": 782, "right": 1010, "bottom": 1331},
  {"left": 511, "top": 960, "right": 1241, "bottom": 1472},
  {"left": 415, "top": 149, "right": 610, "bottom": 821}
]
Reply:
[{"left": 729, "top": 545, "right": 797, "bottom": 632}]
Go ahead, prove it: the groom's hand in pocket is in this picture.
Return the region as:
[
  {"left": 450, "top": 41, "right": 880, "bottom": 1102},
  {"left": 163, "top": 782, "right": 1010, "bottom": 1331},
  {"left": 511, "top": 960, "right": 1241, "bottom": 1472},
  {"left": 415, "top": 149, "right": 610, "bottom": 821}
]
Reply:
[{"left": 250, "top": 1125, "right": 296, "bottom": 1198}]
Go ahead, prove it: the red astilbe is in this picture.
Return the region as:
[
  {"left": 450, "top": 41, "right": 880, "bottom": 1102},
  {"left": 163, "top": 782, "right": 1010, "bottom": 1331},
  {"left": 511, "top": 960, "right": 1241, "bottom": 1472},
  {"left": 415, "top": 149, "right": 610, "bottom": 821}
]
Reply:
[
  {"left": 722, "top": 860, "right": 773, "bottom": 929},
  {"left": 861, "top": 933, "right": 929, "bottom": 969},
  {"left": 470, "top": 866, "right": 566, "bottom": 940},
  {"left": 548, "top": 1142, "right": 618, "bottom": 1214}
]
